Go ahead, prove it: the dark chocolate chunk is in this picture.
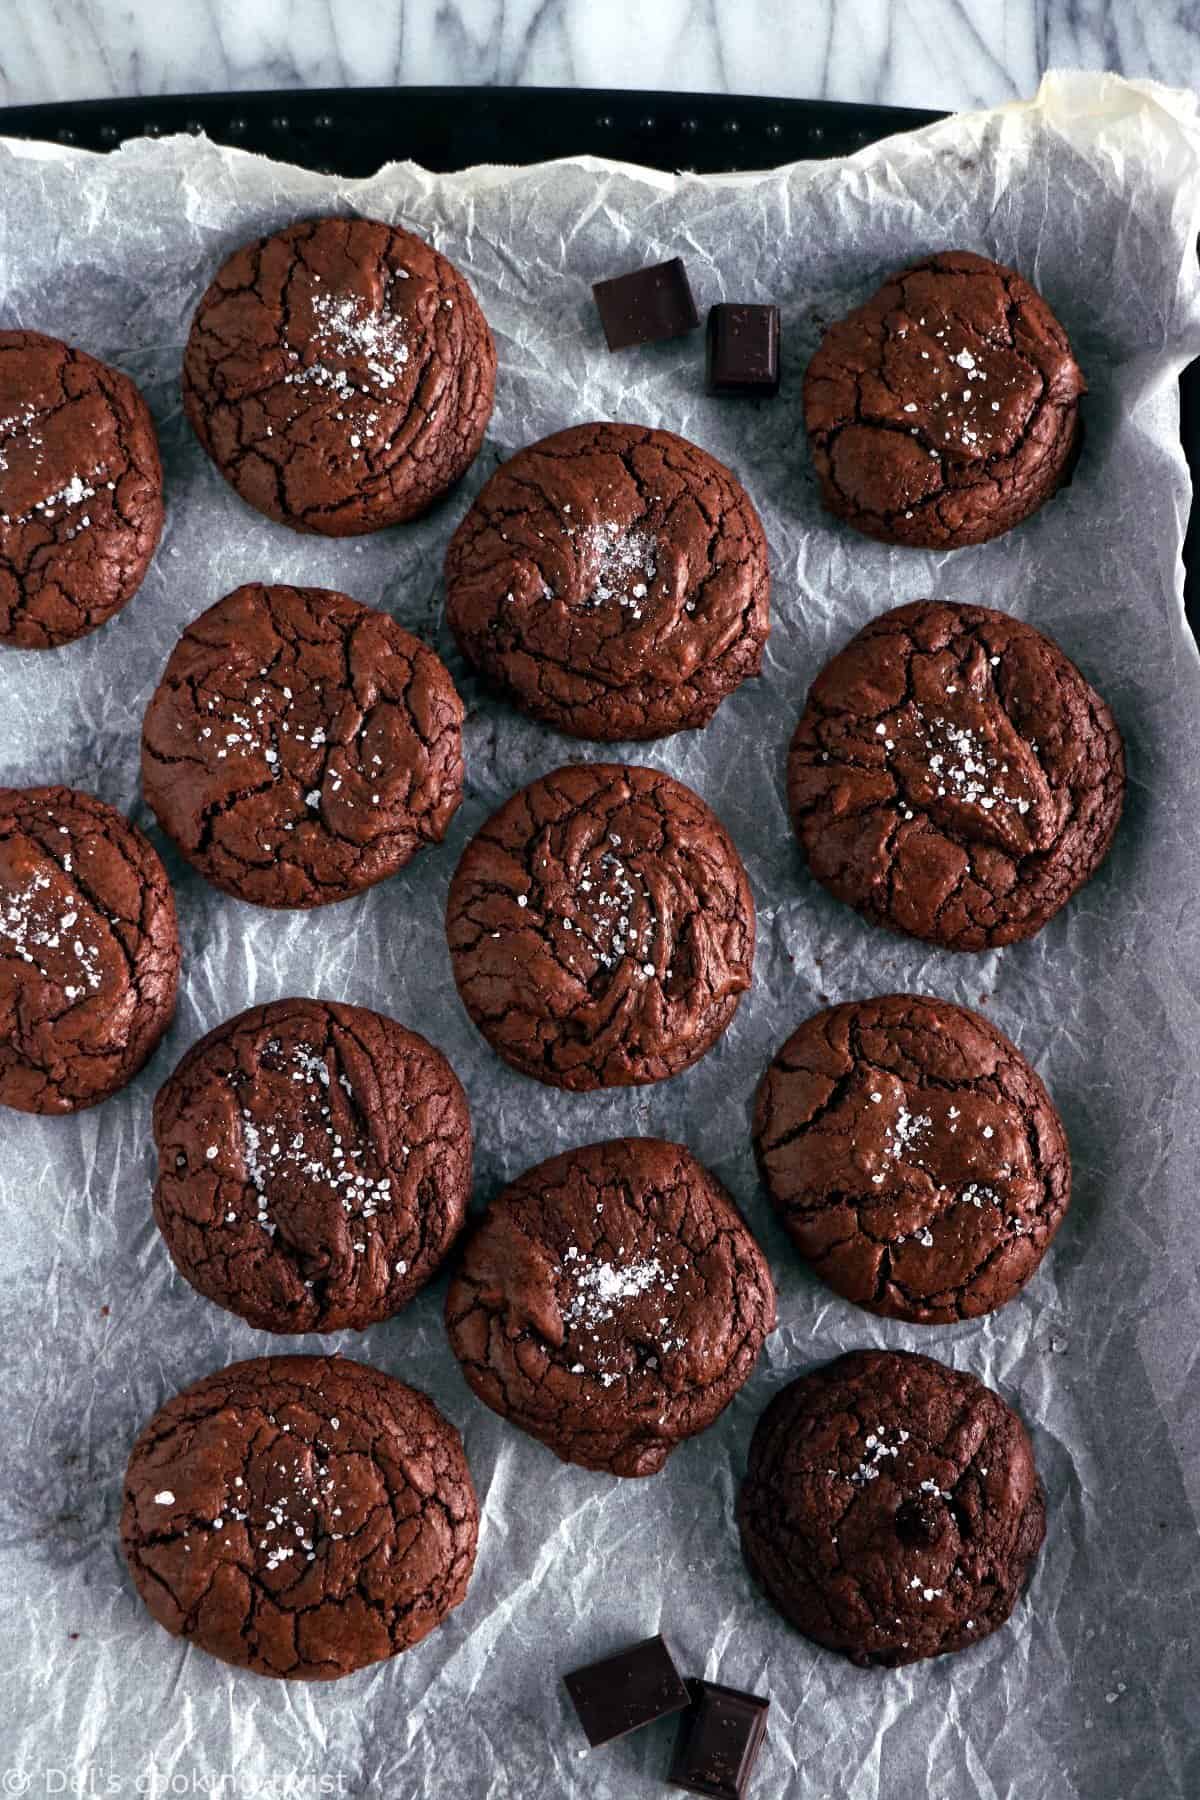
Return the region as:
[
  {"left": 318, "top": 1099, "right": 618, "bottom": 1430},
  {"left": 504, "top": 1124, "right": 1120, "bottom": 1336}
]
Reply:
[
  {"left": 593, "top": 258, "right": 699, "bottom": 351},
  {"left": 705, "top": 305, "right": 780, "bottom": 396},
  {"left": 669, "top": 1680, "right": 769, "bottom": 1798},
  {"left": 563, "top": 1634, "right": 690, "bottom": 1747}
]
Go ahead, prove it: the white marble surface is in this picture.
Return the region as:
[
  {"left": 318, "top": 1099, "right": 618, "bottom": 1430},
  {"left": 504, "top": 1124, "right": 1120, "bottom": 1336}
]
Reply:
[{"left": 1, "top": 0, "right": 1197, "bottom": 114}]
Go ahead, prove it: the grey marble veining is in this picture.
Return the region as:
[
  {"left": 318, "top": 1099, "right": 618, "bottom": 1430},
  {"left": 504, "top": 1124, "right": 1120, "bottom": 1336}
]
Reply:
[{"left": 0, "top": 0, "right": 1197, "bottom": 113}]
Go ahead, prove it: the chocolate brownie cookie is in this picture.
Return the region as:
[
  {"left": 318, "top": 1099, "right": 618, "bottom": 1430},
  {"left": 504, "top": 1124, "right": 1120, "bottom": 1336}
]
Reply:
[
  {"left": 120, "top": 1354, "right": 478, "bottom": 1679},
  {"left": 804, "top": 251, "right": 1084, "bottom": 547},
  {"left": 788, "top": 600, "right": 1124, "bottom": 950},
  {"left": 142, "top": 582, "right": 464, "bottom": 908},
  {"left": 182, "top": 215, "right": 495, "bottom": 535},
  {"left": 737, "top": 1349, "right": 1045, "bottom": 1667},
  {"left": 445, "top": 1137, "right": 776, "bottom": 1477},
  {"left": 444, "top": 422, "right": 770, "bottom": 741},
  {"left": 445, "top": 763, "right": 754, "bottom": 1090},
  {"left": 753, "top": 994, "right": 1069, "bottom": 1324},
  {"left": 0, "top": 786, "right": 180, "bottom": 1113},
  {"left": 0, "top": 330, "right": 163, "bottom": 647},
  {"left": 152, "top": 998, "right": 472, "bottom": 1333}
]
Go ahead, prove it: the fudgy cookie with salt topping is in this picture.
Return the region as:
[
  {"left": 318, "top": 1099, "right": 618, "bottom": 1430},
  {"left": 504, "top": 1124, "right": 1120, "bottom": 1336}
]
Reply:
[
  {"left": 182, "top": 215, "right": 495, "bottom": 535},
  {"left": 445, "top": 763, "right": 755, "bottom": 1090},
  {"left": 788, "top": 599, "right": 1124, "bottom": 949},
  {"left": 120, "top": 1354, "right": 478, "bottom": 1679},
  {"left": 737, "top": 1349, "right": 1046, "bottom": 1666},
  {"left": 0, "top": 785, "right": 180, "bottom": 1113},
  {"left": 445, "top": 1137, "right": 776, "bottom": 1477},
  {"left": 142, "top": 582, "right": 464, "bottom": 908},
  {"left": 804, "top": 250, "right": 1084, "bottom": 547},
  {"left": 152, "top": 998, "right": 472, "bottom": 1333},
  {"left": 754, "top": 994, "right": 1070, "bottom": 1324},
  {"left": 0, "top": 330, "right": 163, "bottom": 647},
  {"left": 444, "top": 422, "right": 770, "bottom": 741}
]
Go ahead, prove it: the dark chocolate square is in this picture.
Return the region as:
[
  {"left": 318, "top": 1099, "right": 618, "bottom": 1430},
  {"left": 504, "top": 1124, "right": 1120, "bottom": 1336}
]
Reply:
[
  {"left": 563, "top": 1633, "right": 690, "bottom": 1748},
  {"left": 705, "top": 304, "right": 781, "bottom": 397},
  {"left": 593, "top": 258, "right": 700, "bottom": 352},
  {"left": 668, "top": 1679, "right": 770, "bottom": 1798}
]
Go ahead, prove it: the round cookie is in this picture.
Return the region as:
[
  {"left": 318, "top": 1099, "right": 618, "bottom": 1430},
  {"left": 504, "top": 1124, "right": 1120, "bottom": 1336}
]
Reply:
[
  {"left": 788, "top": 599, "right": 1124, "bottom": 950},
  {"left": 142, "top": 582, "right": 464, "bottom": 909},
  {"left": 152, "top": 998, "right": 472, "bottom": 1334},
  {"left": 0, "top": 786, "right": 180, "bottom": 1113},
  {"left": 445, "top": 1137, "right": 776, "bottom": 1477},
  {"left": 182, "top": 215, "right": 496, "bottom": 536},
  {"left": 804, "top": 250, "right": 1084, "bottom": 548},
  {"left": 120, "top": 1354, "right": 478, "bottom": 1680},
  {"left": 0, "top": 329, "right": 163, "bottom": 647},
  {"left": 737, "top": 1349, "right": 1046, "bottom": 1667},
  {"left": 444, "top": 421, "right": 770, "bottom": 741},
  {"left": 753, "top": 994, "right": 1070, "bottom": 1324},
  {"left": 445, "top": 762, "right": 755, "bottom": 1090}
]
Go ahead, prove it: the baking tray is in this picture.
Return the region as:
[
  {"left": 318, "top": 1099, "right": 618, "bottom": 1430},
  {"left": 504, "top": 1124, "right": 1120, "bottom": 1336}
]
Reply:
[
  {"left": 1, "top": 82, "right": 1196, "bottom": 639},
  {"left": 0, "top": 77, "right": 1196, "bottom": 1800},
  {"left": 0, "top": 85, "right": 943, "bottom": 173}
]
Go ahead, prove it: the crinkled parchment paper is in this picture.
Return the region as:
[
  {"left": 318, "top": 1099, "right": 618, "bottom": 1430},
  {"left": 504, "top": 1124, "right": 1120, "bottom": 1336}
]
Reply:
[{"left": 1, "top": 69, "right": 1199, "bottom": 1800}]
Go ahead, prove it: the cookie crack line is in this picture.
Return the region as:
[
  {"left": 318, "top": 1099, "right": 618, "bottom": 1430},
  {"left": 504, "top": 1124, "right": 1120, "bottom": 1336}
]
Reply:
[
  {"left": 446, "top": 762, "right": 754, "bottom": 1090},
  {"left": 0, "top": 785, "right": 180, "bottom": 1114},
  {"left": 120, "top": 1355, "right": 479, "bottom": 1680},
  {"left": 753, "top": 994, "right": 1070, "bottom": 1325},
  {"left": 788, "top": 599, "right": 1125, "bottom": 951},
  {"left": 443, "top": 421, "right": 769, "bottom": 742},
  {"left": 797, "top": 613, "right": 1108, "bottom": 873},
  {"left": 141, "top": 581, "right": 465, "bottom": 910},
  {"left": 737, "top": 1349, "right": 1045, "bottom": 1667},
  {"left": 444, "top": 1138, "right": 775, "bottom": 1477},
  {"left": 182, "top": 215, "right": 496, "bottom": 538},
  {"left": 0, "top": 329, "right": 164, "bottom": 647},
  {"left": 803, "top": 251, "right": 1084, "bottom": 550},
  {"left": 152, "top": 997, "right": 472, "bottom": 1334}
]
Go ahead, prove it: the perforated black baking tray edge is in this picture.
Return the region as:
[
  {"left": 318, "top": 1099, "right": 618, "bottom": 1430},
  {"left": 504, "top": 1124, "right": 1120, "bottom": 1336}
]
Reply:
[{"left": 1, "top": 83, "right": 1196, "bottom": 635}]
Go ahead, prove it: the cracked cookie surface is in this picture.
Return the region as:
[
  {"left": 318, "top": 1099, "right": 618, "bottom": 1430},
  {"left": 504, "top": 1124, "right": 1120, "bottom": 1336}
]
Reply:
[
  {"left": 754, "top": 994, "right": 1069, "bottom": 1324},
  {"left": 142, "top": 582, "right": 464, "bottom": 908},
  {"left": 445, "top": 1137, "right": 776, "bottom": 1477},
  {"left": 737, "top": 1348, "right": 1045, "bottom": 1667},
  {"left": 804, "top": 250, "right": 1084, "bottom": 547},
  {"left": 0, "top": 330, "right": 163, "bottom": 647},
  {"left": 153, "top": 998, "right": 472, "bottom": 1333},
  {"left": 445, "top": 762, "right": 754, "bottom": 1090},
  {"left": 182, "top": 215, "right": 496, "bottom": 535},
  {"left": 120, "top": 1354, "right": 478, "bottom": 1680},
  {"left": 0, "top": 785, "right": 180, "bottom": 1113},
  {"left": 788, "top": 599, "right": 1124, "bottom": 949},
  {"left": 444, "top": 421, "right": 770, "bottom": 741}
]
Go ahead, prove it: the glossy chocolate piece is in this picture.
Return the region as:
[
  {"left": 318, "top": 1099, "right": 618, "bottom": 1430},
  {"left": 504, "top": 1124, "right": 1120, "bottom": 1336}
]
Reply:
[
  {"left": 668, "top": 1679, "right": 769, "bottom": 1798},
  {"left": 705, "top": 304, "right": 780, "bottom": 396},
  {"left": 593, "top": 258, "right": 700, "bottom": 351},
  {"left": 563, "top": 1633, "right": 690, "bottom": 1747}
]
